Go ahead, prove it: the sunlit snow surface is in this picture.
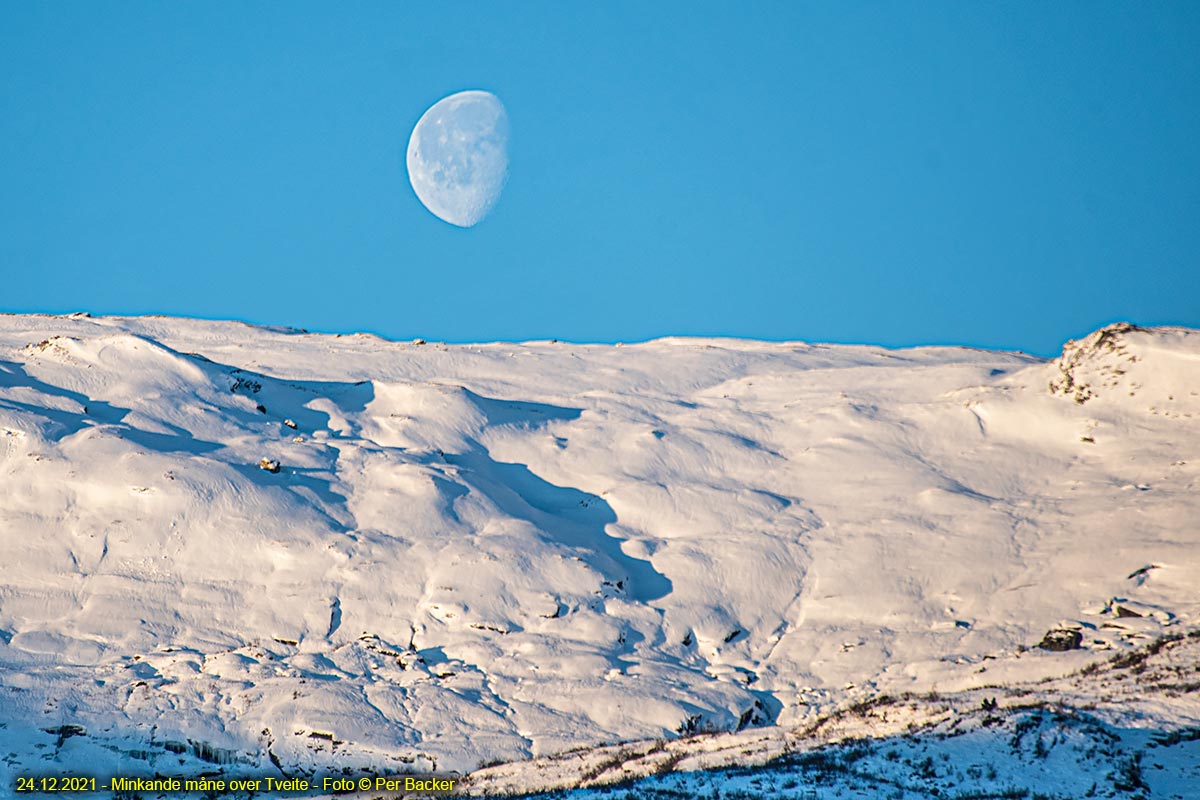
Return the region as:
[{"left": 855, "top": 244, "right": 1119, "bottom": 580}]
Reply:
[{"left": 0, "top": 316, "right": 1197, "bottom": 796}]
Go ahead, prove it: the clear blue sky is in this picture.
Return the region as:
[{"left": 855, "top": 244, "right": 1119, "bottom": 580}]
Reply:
[{"left": 3, "top": 2, "right": 1198, "bottom": 355}]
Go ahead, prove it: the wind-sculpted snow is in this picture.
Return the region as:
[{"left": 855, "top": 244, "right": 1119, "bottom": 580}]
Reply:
[{"left": 0, "top": 315, "right": 1197, "bottom": 787}]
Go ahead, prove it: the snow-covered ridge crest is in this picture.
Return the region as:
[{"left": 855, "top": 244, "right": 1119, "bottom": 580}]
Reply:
[
  {"left": 1046, "top": 321, "right": 1200, "bottom": 412},
  {"left": 0, "top": 314, "right": 1196, "bottom": 781}
]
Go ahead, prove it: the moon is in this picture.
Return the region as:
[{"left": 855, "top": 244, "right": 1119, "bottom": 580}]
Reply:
[{"left": 406, "top": 90, "right": 509, "bottom": 227}]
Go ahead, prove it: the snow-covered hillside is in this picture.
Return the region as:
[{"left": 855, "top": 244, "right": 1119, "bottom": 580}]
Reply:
[
  {"left": 0, "top": 315, "right": 1196, "bottom": 792},
  {"left": 464, "top": 630, "right": 1200, "bottom": 798}
]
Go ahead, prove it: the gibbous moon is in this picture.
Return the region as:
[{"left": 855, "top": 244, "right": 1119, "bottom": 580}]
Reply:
[{"left": 406, "top": 90, "right": 509, "bottom": 227}]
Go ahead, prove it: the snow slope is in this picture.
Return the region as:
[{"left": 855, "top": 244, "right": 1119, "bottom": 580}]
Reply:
[
  {"left": 465, "top": 629, "right": 1200, "bottom": 798},
  {"left": 0, "top": 315, "right": 1196, "bottom": 788}
]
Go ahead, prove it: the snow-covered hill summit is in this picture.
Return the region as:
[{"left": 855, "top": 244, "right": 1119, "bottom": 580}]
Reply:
[{"left": 0, "top": 315, "right": 1196, "bottom": 780}]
